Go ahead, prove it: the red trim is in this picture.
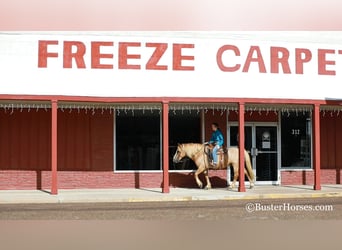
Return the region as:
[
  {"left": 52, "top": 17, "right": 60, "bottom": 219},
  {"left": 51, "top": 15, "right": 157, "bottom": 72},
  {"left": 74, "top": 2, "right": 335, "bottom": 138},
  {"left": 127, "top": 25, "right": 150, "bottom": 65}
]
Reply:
[
  {"left": 238, "top": 102, "right": 246, "bottom": 192},
  {"left": 313, "top": 104, "right": 321, "bottom": 190},
  {"left": 162, "top": 101, "right": 170, "bottom": 193},
  {"left": 0, "top": 94, "right": 341, "bottom": 106},
  {"left": 51, "top": 100, "right": 58, "bottom": 195}
]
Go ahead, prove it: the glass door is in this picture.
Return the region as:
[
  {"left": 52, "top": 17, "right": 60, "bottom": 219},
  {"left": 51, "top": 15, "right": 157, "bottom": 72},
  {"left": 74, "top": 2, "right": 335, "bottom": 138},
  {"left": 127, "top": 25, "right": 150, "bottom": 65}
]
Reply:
[
  {"left": 255, "top": 126, "right": 278, "bottom": 181},
  {"left": 228, "top": 124, "right": 279, "bottom": 183}
]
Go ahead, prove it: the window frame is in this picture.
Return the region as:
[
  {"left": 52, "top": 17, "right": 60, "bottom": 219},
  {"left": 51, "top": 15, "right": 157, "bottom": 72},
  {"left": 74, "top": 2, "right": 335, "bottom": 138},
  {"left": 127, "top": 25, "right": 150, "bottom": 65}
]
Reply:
[
  {"left": 280, "top": 111, "right": 313, "bottom": 170},
  {"left": 113, "top": 107, "right": 162, "bottom": 172}
]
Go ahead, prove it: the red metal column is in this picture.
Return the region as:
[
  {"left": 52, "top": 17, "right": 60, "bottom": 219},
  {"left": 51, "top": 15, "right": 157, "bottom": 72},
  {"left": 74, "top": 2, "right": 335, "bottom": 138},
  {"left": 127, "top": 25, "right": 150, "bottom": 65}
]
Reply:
[
  {"left": 238, "top": 102, "right": 246, "bottom": 192},
  {"left": 162, "top": 101, "right": 170, "bottom": 193},
  {"left": 313, "top": 104, "right": 321, "bottom": 190},
  {"left": 51, "top": 100, "right": 58, "bottom": 195}
]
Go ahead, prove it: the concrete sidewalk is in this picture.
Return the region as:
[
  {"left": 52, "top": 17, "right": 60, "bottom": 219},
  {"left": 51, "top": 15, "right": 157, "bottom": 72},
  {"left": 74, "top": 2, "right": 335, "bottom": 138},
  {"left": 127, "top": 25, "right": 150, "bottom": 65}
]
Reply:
[{"left": 0, "top": 185, "right": 342, "bottom": 204}]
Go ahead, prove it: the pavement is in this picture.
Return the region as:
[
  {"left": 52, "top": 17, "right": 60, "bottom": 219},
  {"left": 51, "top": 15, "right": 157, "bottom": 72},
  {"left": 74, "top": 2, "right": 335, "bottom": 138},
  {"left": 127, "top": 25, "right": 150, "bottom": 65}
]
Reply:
[{"left": 0, "top": 185, "right": 342, "bottom": 204}]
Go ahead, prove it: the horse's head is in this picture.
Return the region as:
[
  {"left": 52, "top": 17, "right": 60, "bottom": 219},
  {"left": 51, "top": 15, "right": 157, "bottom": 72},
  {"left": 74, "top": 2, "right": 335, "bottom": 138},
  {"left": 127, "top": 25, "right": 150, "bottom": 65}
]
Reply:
[{"left": 173, "top": 144, "right": 187, "bottom": 164}]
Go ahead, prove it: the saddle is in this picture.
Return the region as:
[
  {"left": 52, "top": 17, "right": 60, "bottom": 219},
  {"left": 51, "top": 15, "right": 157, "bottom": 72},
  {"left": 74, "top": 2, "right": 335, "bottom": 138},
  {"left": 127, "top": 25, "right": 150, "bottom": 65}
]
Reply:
[{"left": 204, "top": 143, "right": 227, "bottom": 169}]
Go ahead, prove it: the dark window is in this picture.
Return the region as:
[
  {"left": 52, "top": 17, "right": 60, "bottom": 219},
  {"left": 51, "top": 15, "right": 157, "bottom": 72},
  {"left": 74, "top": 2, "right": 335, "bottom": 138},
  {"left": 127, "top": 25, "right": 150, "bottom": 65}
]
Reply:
[
  {"left": 281, "top": 112, "right": 312, "bottom": 168},
  {"left": 169, "top": 111, "right": 201, "bottom": 170},
  {"left": 115, "top": 109, "right": 160, "bottom": 170}
]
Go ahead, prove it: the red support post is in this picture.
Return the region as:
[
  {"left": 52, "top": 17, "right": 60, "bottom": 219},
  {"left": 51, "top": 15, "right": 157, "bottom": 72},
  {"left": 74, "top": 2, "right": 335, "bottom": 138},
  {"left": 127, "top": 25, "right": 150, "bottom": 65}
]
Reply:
[
  {"left": 51, "top": 100, "right": 58, "bottom": 195},
  {"left": 238, "top": 102, "right": 246, "bottom": 192},
  {"left": 313, "top": 104, "right": 321, "bottom": 190},
  {"left": 162, "top": 101, "right": 170, "bottom": 193}
]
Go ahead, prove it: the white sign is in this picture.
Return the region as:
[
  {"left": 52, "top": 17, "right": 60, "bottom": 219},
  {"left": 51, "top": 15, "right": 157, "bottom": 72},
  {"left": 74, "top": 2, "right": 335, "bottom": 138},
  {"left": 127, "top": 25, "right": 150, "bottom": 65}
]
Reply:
[{"left": 1, "top": 32, "right": 342, "bottom": 100}]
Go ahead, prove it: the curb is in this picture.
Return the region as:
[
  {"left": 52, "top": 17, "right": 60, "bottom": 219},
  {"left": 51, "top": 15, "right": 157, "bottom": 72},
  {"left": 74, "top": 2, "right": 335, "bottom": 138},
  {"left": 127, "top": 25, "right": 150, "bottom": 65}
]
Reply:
[{"left": 1, "top": 191, "right": 342, "bottom": 204}]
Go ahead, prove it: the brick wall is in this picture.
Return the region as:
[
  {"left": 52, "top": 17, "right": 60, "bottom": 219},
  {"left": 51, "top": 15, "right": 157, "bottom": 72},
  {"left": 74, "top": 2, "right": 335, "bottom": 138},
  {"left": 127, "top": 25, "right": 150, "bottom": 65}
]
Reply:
[
  {"left": 281, "top": 169, "right": 342, "bottom": 185},
  {"left": 0, "top": 170, "right": 229, "bottom": 190}
]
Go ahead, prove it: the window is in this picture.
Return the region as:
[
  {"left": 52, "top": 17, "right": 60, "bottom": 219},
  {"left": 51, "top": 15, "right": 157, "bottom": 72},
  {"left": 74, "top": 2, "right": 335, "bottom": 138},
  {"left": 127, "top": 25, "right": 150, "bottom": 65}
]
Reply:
[
  {"left": 115, "top": 109, "right": 160, "bottom": 171},
  {"left": 281, "top": 111, "right": 312, "bottom": 168},
  {"left": 169, "top": 111, "right": 201, "bottom": 170}
]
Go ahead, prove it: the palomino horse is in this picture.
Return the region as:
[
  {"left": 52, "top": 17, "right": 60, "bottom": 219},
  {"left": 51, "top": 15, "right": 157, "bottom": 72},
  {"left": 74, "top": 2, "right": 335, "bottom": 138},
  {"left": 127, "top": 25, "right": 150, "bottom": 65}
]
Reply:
[{"left": 173, "top": 143, "right": 255, "bottom": 190}]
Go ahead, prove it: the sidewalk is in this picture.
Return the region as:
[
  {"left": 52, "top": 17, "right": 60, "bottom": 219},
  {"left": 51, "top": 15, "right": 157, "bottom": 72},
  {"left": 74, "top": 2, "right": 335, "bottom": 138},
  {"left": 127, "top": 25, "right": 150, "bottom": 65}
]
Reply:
[{"left": 0, "top": 185, "right": 342, "bottom": 204}]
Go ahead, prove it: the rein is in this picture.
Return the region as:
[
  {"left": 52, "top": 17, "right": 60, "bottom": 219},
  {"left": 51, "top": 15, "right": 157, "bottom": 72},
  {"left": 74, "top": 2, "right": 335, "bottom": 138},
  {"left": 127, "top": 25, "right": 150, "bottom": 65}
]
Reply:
[
  {"left": 176, "top": 143, "right": 210, "bottom": 167},
  {"left": 203, "top": 144, "right": 211, "bottom": 156},
  {"left": 191, "top": 144, "right": 208, "bottom": 159},
  {"left": 184, "top": 144, "right": 211, "bottom": 170},
  {"left": 202, "top": 144, "right": 212, "bottom": 169}
]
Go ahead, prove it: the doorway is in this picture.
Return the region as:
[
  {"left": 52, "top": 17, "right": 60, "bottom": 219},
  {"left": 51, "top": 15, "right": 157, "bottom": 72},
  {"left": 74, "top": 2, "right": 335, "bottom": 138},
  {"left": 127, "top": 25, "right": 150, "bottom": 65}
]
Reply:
[{"left": 228, "top": 123, "right": 279, "bottom": 184}]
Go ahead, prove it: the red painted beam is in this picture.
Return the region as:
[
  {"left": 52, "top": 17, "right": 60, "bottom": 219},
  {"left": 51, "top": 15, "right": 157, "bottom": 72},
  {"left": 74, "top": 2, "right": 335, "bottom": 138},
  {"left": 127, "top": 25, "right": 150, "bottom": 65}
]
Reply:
[
  {"left": 1, "top": 94, "right": 340, "bottom": 106},
  {"left": 51, "top": 100, "right": 58, "bottom": 195},
  {"left": 313, "top": 104, "right": 321, "bottom": 190},
  {"left": 162, "top": 101, "right": 170, "bottom": 193},
  {"left": 238, "top": 102, "right": 246, "bottom": 192}
]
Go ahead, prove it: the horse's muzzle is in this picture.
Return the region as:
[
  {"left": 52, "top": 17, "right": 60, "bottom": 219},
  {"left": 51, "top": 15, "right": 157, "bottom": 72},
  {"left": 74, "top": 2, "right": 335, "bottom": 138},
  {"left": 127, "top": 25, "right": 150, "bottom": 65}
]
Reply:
[
  {"left": 172, "top": 155, "right": 184, "bottom": 164},
  {"left": 173, "top": 158, "right": 180, "bottom": 164}
]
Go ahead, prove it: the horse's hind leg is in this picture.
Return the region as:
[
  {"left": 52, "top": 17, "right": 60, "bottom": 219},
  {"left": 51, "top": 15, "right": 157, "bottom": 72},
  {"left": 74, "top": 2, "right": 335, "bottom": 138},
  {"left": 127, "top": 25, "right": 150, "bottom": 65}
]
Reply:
[
  {"left": 203, "top": 170, "right": 212, "bottom": 190},
  {"left": 228, "top": 164, "right": 238, "bottom": 190},
  {"left": 245, "top": 167, "right": 255, "bottom": 189}
]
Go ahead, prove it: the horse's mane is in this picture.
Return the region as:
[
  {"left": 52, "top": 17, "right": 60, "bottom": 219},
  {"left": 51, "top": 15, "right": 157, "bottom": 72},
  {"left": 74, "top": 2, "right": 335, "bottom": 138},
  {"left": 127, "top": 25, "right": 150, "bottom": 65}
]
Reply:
[{"left": 181, "top": 143, "right": 204, "bottom": 155}]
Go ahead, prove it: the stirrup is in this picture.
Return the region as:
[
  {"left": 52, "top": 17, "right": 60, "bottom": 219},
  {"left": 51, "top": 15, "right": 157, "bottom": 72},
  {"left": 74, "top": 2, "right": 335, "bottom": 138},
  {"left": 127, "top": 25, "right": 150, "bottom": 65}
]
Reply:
[{"left": 211, "top": 162, "right": 219, "bottom": 169}]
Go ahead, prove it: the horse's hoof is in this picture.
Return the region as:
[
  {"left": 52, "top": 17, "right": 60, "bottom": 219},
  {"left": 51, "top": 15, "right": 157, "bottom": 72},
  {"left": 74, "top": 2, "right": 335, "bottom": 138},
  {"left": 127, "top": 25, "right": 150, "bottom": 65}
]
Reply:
[
  {"left": 204, "top": 186, "right": 211, "bottom": 190},
  {"left": 227, "top": 186, "right": 233, "bottom": 190},
  {"left": 198, "top": 184, "right": 203, "bottom": 189}
]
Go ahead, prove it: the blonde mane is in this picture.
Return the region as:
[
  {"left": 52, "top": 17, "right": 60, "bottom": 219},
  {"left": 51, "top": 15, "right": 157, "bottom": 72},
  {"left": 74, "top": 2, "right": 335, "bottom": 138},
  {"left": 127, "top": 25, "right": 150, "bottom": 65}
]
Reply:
[{"left": 182, "top": 143, "right": 204, "bottom": 157}]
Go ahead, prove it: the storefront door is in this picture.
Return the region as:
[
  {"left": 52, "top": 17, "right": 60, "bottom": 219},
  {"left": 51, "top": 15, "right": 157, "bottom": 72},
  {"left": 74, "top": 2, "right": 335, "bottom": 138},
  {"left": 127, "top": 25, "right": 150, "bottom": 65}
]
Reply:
[{"left": 228, "top": 124, "right": 279, "bottom": 184}]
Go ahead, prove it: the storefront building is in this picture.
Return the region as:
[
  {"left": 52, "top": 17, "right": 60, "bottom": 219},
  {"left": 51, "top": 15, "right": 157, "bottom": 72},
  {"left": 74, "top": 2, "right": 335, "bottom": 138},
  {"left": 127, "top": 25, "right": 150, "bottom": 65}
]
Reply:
[{"left": 0, "top": 32, "right": 341, "bottom": 193}]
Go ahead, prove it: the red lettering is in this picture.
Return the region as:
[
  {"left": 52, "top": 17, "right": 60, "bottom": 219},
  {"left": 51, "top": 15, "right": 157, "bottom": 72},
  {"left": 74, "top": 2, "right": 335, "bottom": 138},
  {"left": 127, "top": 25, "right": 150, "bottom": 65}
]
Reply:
[
  {"left": 318, "top": 49, "right": 336, "bottom": 75},
  {"left": 38, "top": 40, "right": 58, "bottom": 68},
  {"left": 118, "top": 42, "right": 141, "bottom": 69},
  {"left": 295, "top": 48, "right": 312, "bottom": 74},
  {"left": 270, "top": 47, "right": 291, "bottom": 74},
  {"left": 91, "top": 42, "right": 113, "bottom": 69},
  {"left": 63, "top": 41, "right": 86, "bottom": 68},
  {"left": 216, "top": 45, "right": 240, "bottom": 72},
  {"left": 172, "top": 44, "right": 195, "bottom": 71},
  {"left": 242, "top": 46, "right": 266, "bottom": 73},
  {"left": 145, "top": 43, "right": 168, "bottom": 70}
]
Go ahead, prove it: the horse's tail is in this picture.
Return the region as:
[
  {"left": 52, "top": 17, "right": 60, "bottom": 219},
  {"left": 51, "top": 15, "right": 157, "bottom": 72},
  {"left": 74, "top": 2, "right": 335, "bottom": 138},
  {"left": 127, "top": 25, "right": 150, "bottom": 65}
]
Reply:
[{"left": 244, "top": 150, "right": 255, "bottom": 183}]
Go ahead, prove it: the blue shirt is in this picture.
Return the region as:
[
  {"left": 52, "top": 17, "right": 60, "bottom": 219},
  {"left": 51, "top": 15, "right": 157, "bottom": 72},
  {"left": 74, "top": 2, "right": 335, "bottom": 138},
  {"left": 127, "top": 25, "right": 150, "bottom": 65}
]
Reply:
[{"left": 209, "top": 129, "right": 224, "bottom": 146}]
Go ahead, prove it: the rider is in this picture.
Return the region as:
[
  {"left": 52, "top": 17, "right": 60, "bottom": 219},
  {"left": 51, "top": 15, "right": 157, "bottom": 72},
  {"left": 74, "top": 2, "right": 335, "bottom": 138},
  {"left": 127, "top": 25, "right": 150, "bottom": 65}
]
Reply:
[{"left": 207, "top": 122, "right": 224, "bottom": 167}]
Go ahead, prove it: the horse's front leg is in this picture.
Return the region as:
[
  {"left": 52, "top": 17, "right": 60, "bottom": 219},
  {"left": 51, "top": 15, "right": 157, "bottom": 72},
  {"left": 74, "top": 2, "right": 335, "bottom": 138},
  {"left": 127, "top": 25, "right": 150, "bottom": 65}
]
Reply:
[
  {"left": 194, "top": 167, "right": 205, "bottom": 189},
  {"left": 203, "top": 170, "right": 212, "bottom": 190}
]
